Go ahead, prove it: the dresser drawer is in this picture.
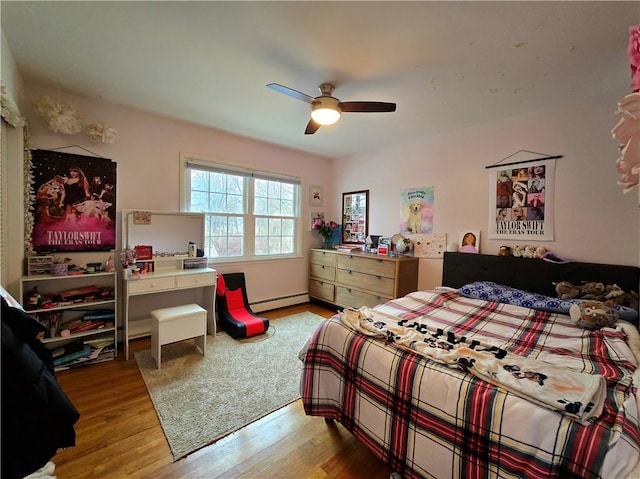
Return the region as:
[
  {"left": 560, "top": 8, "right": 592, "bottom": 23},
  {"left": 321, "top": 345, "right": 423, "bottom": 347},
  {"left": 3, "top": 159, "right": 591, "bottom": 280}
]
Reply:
[
  {"left": 310, "top": 263, "right": 335, "bottom": 282},
  {"left": 336, "top": 286, "right": 389, "bottom": 309},
  {"left": 176, "top": 272, "right": 216, "bottom": 288},
  {"left": 128, "top": 276, "right": 175, "bottom": 294},
  {"left": 337, "top": 254, "right": 395, "bottom": 278},
  {"left": 310, "top": 249, "right": 337, "bottom": 267},
  {"left": 336, "top": 268, "right": 395, "bottom": 296},
  {"left": 309, "top": 279, "right": 335, "bottom": 303}
]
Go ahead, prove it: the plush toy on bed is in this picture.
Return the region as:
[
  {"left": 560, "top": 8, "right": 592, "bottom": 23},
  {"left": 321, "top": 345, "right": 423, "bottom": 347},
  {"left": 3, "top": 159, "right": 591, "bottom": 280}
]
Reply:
[
  {"left": 569, "top": 300, "right": 620, "bottom": 330},
  {"left": 555, "top": 281, "right": 640, "bottom": 311}
]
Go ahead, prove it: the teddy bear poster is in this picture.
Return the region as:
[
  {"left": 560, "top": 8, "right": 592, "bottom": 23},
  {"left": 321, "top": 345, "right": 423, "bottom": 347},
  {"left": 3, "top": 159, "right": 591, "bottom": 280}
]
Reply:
[
  {"left": 400, "top": 187, "right": 434, "bottom": 235},
  {"left": 30, "top": 149, "right": 117, "bottom": 252},
  {"left": 488, "top": 158, "right": 556, "bottom": 241}
]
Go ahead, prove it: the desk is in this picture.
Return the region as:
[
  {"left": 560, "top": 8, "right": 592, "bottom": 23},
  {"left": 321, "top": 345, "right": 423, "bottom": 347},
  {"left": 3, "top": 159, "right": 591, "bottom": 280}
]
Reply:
[{"left": 123, "top": 267, "right": 216, "bottom": 359}]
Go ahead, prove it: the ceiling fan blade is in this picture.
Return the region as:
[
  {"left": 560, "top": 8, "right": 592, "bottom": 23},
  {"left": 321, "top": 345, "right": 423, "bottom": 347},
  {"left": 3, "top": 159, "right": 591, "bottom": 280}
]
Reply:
[
  {"left": 267, "top": 83, "right": 315, "bottom": 104},
  {"left": 305, "top": 119, "right": 321, "bottom": 135},
  {"left": 339, "top": 101, "right": 397, "bottom": 113}
]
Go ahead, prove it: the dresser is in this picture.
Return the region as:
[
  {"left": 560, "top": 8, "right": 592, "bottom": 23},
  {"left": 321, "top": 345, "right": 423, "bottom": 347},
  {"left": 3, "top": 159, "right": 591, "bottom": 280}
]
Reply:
[{"left": 309, "top": 249, "right": 419, "bottom": 309}]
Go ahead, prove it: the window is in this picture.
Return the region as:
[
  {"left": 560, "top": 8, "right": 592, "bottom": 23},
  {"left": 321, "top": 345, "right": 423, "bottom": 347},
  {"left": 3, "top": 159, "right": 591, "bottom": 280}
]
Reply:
[{"left": 181, "top": 155, "right": 301, "bottom": 260}]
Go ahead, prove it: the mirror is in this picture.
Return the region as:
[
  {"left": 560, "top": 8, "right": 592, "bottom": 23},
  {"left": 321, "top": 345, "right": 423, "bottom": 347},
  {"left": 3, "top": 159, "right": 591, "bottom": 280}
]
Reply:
[{"left": 341, "top": 190, "right": 369, "bottom": 244}]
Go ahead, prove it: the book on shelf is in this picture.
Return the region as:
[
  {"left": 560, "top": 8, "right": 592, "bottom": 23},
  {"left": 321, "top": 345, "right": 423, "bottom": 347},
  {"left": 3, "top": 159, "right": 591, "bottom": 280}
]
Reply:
[
  {"left": 53, "top": 344, "right": 92, "bottom": 366},
  {"left": 82, "top": 309, "right": 115, "bottom": 321},
  {"left": 55, "top": 341, "right": 115, "bottom": 371},
  {"left": 51, "top": 339, "right": 85, "bottom": 359},
  {"left": 56, "top": 309, "right": 115, "bottom": 336}
]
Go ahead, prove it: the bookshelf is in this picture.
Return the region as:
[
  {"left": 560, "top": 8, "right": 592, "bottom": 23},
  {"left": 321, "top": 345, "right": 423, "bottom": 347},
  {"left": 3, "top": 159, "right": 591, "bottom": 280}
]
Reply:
[{"left": 20, "top": 253, "right": 117, "bottom": 371}]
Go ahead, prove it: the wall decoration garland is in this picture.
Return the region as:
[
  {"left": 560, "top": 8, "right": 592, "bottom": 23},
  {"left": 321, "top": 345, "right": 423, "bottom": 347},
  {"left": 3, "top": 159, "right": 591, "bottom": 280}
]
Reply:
[
  {"left": 86, "top": 122, "right": 118, "bottom": 144},
  {"left": 610, "top": 26, "right": 639, "bottom": 195},
  {"left": 1, "top": 84, "right": 26, "bottom": 128},
  {"left": 23, "top": 129, "right": 35, "bottom": 256},
  {"left": 34, "top": 95, "right": 82, "bottom": 135},
  {"left": 33, "top": 94, "right": 118, "bottom": 144}
]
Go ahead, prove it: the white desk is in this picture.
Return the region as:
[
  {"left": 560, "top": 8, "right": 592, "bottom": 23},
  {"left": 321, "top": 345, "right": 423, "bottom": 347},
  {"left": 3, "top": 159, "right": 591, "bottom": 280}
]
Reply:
[{"left": 122, "top": 267, "right": 216, "bottom": 359}]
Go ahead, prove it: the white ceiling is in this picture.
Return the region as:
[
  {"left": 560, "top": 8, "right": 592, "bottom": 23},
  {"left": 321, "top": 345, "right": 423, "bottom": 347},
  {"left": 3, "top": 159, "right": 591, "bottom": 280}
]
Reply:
[{"left": 2, "top": 1, "right": 638, "bottom": 159}]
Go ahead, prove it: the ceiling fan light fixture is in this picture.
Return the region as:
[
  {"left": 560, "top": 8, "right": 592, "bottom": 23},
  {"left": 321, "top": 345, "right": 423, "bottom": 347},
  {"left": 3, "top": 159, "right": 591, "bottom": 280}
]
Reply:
[{"left": 311, "top": 104, "right": 341, "bottom": 125}]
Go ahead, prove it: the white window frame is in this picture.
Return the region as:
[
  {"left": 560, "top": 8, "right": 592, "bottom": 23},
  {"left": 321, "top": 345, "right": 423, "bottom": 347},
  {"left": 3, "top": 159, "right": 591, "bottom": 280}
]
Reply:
[{"left": 179, "top": 154, "right": 302, "bottom": 262}]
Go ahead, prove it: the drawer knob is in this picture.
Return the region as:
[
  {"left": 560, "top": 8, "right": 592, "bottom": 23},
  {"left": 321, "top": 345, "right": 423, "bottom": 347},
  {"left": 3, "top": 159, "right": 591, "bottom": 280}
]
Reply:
[
  {"left": 321, "top": 265, "right": 325, "bottom": 269},
  {"left": 376, "top": 275, "right": 382, "bottom": 279},
  {"left": 348, "top": 270, "right": 353, "bottom": 274}
]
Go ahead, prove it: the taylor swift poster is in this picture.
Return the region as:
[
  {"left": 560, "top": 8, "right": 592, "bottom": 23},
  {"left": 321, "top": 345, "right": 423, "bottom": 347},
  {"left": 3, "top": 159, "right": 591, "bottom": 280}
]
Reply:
[
  {"left": 30, "top": 149, "right": 117, "bottom": 252},
  {"left": 487, "top": 158, "right": 555, "bottom": 241}
]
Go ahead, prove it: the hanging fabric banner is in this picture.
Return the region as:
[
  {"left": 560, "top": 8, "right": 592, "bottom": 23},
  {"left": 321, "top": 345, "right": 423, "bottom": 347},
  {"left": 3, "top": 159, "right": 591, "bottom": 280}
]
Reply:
[
  {"left": 30, "top": 149, "right": 117, "bottom": 252},
  {"left": 487, "top": 158, "right": 555, "bottom": 241}
]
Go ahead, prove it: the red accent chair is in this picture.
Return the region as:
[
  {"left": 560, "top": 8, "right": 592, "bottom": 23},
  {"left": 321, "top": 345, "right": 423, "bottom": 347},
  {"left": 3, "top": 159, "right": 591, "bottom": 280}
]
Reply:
[{"left": 216, "top": 273, "right": 269, "bottom": 339}]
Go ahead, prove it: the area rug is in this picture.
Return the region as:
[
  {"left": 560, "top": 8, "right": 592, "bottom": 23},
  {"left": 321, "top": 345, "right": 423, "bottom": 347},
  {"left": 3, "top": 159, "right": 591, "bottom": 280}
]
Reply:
[{"left": 135, "top": 311, "right": 324, "bottom": 460}]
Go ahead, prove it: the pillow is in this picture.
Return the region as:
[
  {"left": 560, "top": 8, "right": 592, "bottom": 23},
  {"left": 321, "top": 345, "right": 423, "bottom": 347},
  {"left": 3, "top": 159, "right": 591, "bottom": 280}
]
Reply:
[{"left": 458, "top": 281, "right": 638, "bottom": 322}]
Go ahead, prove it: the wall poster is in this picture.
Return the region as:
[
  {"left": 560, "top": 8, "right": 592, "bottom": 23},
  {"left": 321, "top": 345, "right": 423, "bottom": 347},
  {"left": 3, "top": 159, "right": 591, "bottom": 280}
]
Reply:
[
  {"left": 30, "top": 149, "right": 117, "bottom": 252},
  {"left": 488, "top": 158, "right": 555, "bottom": 241},
  {"left": 400, "top": 187, "right": 434, "bottom": 235},
  {"left": 411, "top": 233, "right": 446, "bottom": 258}
]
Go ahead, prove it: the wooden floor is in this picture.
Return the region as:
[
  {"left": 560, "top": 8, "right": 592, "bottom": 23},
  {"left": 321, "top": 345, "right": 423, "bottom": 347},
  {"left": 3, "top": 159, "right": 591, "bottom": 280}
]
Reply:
[{"left": 51, "top": 303, "right": 394, "bottom": 479}]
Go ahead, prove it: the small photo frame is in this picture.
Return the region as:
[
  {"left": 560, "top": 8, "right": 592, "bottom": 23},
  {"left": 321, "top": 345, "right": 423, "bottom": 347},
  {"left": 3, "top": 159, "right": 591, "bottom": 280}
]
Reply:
[
  {"left": 459, "top": 230, "right": 480, "bottom": 254},
  {"left": 309, "top": 185, "right": 323, "bottom": 206},
  {"left": 310, "top": 211, "right": 324, "bottom": 231}
]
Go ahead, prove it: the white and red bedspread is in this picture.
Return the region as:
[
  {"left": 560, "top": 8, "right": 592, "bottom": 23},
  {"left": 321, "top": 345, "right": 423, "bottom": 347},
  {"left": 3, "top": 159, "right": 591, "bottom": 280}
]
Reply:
[{"left": 299, "top": 289, "right": 640, "bottom": 479}]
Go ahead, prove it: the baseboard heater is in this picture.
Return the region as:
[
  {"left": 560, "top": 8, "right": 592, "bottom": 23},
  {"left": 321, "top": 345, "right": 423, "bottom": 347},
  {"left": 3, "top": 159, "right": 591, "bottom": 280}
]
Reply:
[{"left": 250, "top": 292, "right": 309, "bottom": 313}]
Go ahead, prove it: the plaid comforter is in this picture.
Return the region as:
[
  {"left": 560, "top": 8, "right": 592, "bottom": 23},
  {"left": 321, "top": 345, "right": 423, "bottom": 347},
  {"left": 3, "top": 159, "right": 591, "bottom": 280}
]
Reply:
[{"left": 299, "top": 289, "right": 640, "bottom": 479}]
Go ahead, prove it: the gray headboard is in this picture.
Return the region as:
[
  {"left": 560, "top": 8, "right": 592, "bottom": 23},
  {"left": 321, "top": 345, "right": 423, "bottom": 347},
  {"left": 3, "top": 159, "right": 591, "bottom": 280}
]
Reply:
[{"left": 442, "top": 252, "right": 640, "bottom": 297}]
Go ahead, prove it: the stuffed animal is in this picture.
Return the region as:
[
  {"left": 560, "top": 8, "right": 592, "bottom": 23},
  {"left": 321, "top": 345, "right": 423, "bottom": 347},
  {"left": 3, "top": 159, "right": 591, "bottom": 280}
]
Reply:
[
  {"left": 555, "top": 281, "right": 640, "bottom": 312},
  {"left": 533, "top": 246, "right": 547, "bottom": 259},
  {"left": 522, "top": 245, "right": 535, "bottom": 259},
  {"left": 512, "top": 245, "right": 524, "bottom": 258},
  {"left": 555, "top": 281, "right": 581, "bottom": 299},
  {"left": 569, "top": 301, "right": 619, "bottom": 330}
]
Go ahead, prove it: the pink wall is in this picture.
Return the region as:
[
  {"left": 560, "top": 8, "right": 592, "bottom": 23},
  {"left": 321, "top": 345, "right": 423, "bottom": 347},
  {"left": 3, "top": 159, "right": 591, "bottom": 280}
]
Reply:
[
  {"left": 23, "top": 83, "right": 335, "bottom": 304},
  {"left": 19, "top": 82, "right": 640, "bottom": 299},
  {"left": 334, "top": 93, "right": 639, "bottom": 288}
]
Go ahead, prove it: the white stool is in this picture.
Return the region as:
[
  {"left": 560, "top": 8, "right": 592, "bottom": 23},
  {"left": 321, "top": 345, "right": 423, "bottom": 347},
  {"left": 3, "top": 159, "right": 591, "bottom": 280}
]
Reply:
[{"left": 150, "top": 304, "right": 207, "bottom": 369}]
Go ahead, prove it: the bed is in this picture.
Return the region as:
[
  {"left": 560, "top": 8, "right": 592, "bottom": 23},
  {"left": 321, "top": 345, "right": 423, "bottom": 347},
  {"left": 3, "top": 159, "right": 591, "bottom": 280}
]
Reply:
[{"left": 299, "top": 252, "right": 640, "bottom": 479}]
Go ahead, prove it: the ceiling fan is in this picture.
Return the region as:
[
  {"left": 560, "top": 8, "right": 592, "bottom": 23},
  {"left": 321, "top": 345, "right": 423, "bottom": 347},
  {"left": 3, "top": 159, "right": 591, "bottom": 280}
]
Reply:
[{"left": 267, "top": 82, "right": 396, "bottom": 135}]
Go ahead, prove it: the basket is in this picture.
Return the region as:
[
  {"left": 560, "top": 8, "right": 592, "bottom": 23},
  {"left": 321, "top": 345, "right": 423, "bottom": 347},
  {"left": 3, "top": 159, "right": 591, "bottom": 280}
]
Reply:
[{"left": 52, "top": 263, "right": 69, "bottom": 276}]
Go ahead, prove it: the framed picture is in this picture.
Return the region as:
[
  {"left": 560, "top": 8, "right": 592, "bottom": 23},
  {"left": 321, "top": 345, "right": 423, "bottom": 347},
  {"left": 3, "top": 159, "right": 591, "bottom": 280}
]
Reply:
[
  {"left": 342, "top": 190, "right": 369, "bottom": 243},
  {"left": 310, "top": 211, "right": 324, "bottom": 231},
  {"left": 459, "top": 230, "right": 480, "bottom": 254},
  {"left": 309, "top": 185, "right": 323, "bottom": 206}
]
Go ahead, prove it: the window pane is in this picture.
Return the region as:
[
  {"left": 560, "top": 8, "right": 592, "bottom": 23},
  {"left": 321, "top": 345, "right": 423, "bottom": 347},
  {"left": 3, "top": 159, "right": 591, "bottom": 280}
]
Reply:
[
  {"left": 191, "top": 170, "right": 209, "bottom": 191},
  {"left": 254, "top": 196, "right": 268, "bottom": 215},
  {"left": 191, "top": 191, "right": 209, "bottom": 212},
  {"left": 186, "top": 161, "right": 299, "bottom": 259},
  {"left": 206, "top": 215, "right": 244, "bottom": 257},
  {"left": 255, "top": 217, "right": 269, "bottom": 236},
  {"left": 227, "top": 193, "right": 244, "bottom": 214}
]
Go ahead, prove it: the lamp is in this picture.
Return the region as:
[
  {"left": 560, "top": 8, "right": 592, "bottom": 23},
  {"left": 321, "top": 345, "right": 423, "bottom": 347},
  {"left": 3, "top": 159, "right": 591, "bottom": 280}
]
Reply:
[{"left": 311, "top": 98, "right": 341, "bottom": 125}]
